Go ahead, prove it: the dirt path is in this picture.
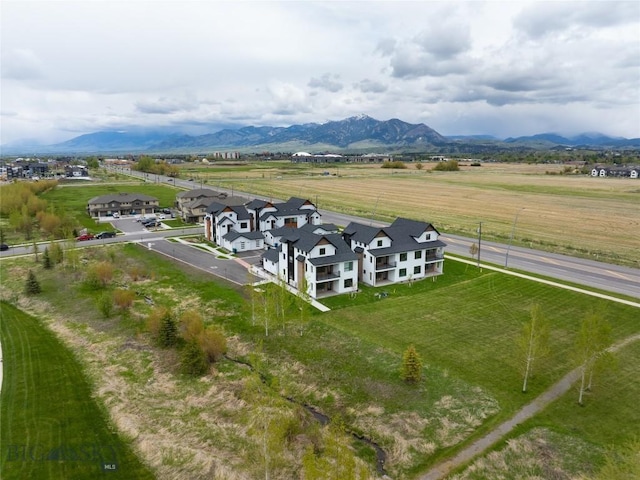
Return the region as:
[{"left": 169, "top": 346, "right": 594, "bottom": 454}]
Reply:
[{"left": 419, "top": 333, "right": 640, "bottom": 480}]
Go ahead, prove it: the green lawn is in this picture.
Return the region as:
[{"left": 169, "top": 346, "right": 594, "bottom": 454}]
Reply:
[
  {"left": 1, "top": 246, "right": 637, "bottom": 478},
  {"left": 0, "top": 302, "right": 154, "bottom": 480},
  {"left": 42, "top": 184, "right": 181, "bottom": 231}
]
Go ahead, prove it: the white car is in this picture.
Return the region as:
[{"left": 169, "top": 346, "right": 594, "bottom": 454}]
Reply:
[{"left": 113, "top": 212, "right": 120, "bottom": 218}]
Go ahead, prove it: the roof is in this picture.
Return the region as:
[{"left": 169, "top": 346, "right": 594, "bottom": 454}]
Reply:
[
  {"left": 281, "top": 230, "right": 357, "bottom": 264},
  {"left": 246, "top": 199, "right": 269, "bottom": 210},
  {"left": 88, "top": 192, "right": 157, "bottom": 205},
  {"left": 223, "top": 230, "right": 265, "bottom": 242},
  {"left": 176, "top": 188, "right": 218, "bottom": 199},
  {"left": 344, "top": 218, "right": 444, "bottom": 256},
  {"left": 262, "top": 248, "right": 280, "bottom": 263},
  {"left": 299, "top": 223, "right": 339, "bottom": 234}
]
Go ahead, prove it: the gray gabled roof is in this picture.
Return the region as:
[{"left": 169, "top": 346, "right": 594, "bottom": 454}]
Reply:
[
  {"left": 281, "top": 230, "right": 357, "bottom": 265},
  {"left": 223, "top": 230, "right": 265, "bottom": 242},
  {"left": 176, "top": 188, "right": 218, "bottom": 199},
  {"left": 262, "top": 248, "right": 280, "bottom": 263},
  {"left": 88, "top": 192, "right": 157, "bottom": 205},
  {"left": 344, "top": 218, "right": 445, "bottom": 256},
  {"left": 299, "top": 223, "right": 338, "bottom": 234}
]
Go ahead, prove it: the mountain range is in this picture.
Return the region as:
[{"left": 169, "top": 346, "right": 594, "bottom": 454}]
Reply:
[{"left": 3, "top": 115, "right": 639, "bottom": 155}]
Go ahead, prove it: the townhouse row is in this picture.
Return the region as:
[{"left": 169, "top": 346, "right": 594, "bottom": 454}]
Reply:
[{"left": 203, "top": 195, "right": 446, "bottom": 299}]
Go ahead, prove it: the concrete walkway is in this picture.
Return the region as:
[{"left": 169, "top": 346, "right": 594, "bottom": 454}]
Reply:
[{"left": 419, "top": 333, "right": 640, "bottom": 480}]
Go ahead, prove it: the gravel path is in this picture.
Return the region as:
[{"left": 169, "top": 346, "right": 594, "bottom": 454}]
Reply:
[{"left": 419, "top": 333, "right": 640, "bottom": 480}]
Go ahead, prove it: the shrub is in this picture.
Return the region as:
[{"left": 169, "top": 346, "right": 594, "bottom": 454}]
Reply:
[
  {"left": 97, "top": 293, "right": 114, "bottom": 318},
  {"left": 158, "top": 310, "right": 178, "bottom": 348},
  {"left": 86, "top": 261, "right": 114, "bottom": 289},
  {"left": 381, "top": 161, "right": 407, "bottom": 169},
  {"left": 113, "top": 289, "right": 135, "bottom": 311},
  {"left": 180, "top": 340, "right": 209, "bottom": 376},
  {"left": 401, "top": 344, "right": 423, "bottom": 383},
  {"left": 432, "top": 159, "right": 459, "bottom": 171},
  {"left": 200, "top": 327, "right": 227, "bottom": 362}
]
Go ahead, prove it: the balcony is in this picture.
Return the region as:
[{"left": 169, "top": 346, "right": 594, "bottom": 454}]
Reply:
[
  {"left": 425, "top": 252, "right": 444, "bottom": 262},
  {"left": 375, "top": 257, "right": 396, "bottom": 272},
  {"left": 316, "top": 268, "right": 340, "bottom": 282}
]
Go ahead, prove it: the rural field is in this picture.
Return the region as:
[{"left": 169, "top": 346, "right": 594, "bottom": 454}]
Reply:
[
  {"left": 1, "top": 237, "right": 638, "bottom": 479},
  {"left": 177, "top": 161, "right": 640, "bottom": 268}
]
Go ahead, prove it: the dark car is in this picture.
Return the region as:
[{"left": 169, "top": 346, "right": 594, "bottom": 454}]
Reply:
[
  {"left": 145, "top": 221, "right": 160, "bottom": 228},
  {"left": 0, "top": 244, "right": 9, "bottom": 251},
  {"left": 95, "top": 231, "right": 117, "bottom": 239},
  {"left": 162, "top": 208, "right": 171, "bottom": 214}
]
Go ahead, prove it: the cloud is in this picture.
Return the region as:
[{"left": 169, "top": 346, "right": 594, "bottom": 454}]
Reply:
[
  {"left": 515, "top": 1, "right": 640, "bottom": 39},
  {"left": 1, "top": 48, "right": 45, "bottom": 80},
  {"left": 308, "top": 73, "right": 343, "bottom": 92},
  {"left": 135, "top": 95, "right": 201, "bottom": 115},
  {"left": 355, "top": 79, "right": 387, "bottom": 93}
]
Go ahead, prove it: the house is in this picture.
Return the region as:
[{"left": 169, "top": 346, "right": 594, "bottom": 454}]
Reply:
[
  {"left": 65, "top": 165, "right": 89, "bottom": 177},
  {"left": 262, "top": 229, "right": 358, "bottom": 298},
  {"left": 250, "top": 197, "right": 322, "bottom": 232},
  {"left": 205, "top": 202, "right": 254, "bottom": 245},
  {"left": 87, "top": 193, "right": 159, "bottom": 218},
  {"left": 342, "top": 217, "right": 446, "bottom": 287},
  {"left": 176, "top": 188, "right": 221, "bottom": 223},
  {"left": 591, "top": 165, "right": 640, "bottom": 178}
]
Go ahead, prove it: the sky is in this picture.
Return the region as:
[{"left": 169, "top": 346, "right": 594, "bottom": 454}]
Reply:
[{"left": 1, "top": 0, "right": 639, "bottom": 145}]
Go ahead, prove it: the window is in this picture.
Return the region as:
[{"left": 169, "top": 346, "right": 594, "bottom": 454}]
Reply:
[
  {"left": 377, "top": 239, "right": 383, "bottom": 247},
  {"left": 399, "top": 268, "right": 407, "bottom": 277},
  {"left": 414, "top": 265, "right": 421, "bottom": 274},
  {"left": 345, "top": 261, "right": 353, "bottom": 272},
  {"left": 415, "top": 250, "right": 422, "bottom": 259},
  {"left": 400, "top": 253, "right": 407, "bottom": 261},
  {"left": 240, "top": 222, "right": 248, "bottom": 229},
  {"left": 344, "top": 279, "right": 353, "bottom": 288},
  {"left": 240, "top": 242, "right": 246, "bottom": 250},
  {"left": 319, "top": 247, "right": 326, "bottom": 255}
]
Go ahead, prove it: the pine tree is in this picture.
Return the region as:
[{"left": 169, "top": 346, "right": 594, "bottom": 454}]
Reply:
[
  {"left": 25, "top": 270, "right": 42, "bottom": 295},
  {"left": 401, "top": 344, "right": 423, "bottom": 384},
  {"left": 42, "top": 248, "right": 52, "bottom": 269},
  {"left": 158, "top": 310, "right": 178, "bottom": 347},
  {"left": 180, "top": 340, "right": 209, "bottom": 376}
]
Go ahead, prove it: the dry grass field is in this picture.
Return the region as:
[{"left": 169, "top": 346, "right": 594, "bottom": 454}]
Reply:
[{"left": 184, "top": 162, "right": 640, "bottom": 267}]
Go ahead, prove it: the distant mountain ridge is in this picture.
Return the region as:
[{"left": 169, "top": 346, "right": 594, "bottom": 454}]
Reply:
[{"left": 2, "top": 115, "right": 639, "bottom": 154}]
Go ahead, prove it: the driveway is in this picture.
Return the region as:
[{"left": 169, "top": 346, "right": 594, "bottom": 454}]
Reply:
[{"left": 146, "top": 238, "right": 261, "bottom": 286}]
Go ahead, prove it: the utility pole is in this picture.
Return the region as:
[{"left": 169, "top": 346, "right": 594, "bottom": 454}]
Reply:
[
  {"left": 505, "top": 208, "right": 524, "bottom": 268},
  {"left": 477, "top": 221, "right": 483, "bottom": 268}
]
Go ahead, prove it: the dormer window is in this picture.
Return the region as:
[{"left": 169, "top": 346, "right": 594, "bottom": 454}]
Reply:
[
  {"left": 377, "top": 239, "right": 383, "bottom": 247},
  {"left": 319, "top": 248, "right": 326, "bottom": 255}
]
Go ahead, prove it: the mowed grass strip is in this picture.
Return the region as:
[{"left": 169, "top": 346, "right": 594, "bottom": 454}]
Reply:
[
  {"left": 0, "top": 302, "right": 154, "bottom": 480},
  {"left": 320, "top": 261, "right": 640, "bottom": 411}
]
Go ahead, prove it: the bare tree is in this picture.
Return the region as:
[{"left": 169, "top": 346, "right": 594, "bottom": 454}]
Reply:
[
  {"left": 573, "top": 312, "right": 614, "bottom": 405},
  {"left": 518, "top": 304, "right": 550, "bottom": 393}
]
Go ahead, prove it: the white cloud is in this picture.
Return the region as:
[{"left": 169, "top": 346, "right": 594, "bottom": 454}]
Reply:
[{"left": 0, "top": 0, "right": 638, "bottom": 145}]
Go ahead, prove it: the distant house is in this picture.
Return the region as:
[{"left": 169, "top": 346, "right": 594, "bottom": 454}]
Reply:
[
  {"left": 342, "top": 217, "right": 446, "bottom": 287},
  {"left": 591, "top": 165, "right": 640, "bottom": 178},
  {"left": 176, "top": 188, "right": 232, "bottom": 223},
  {"left": 87, "top": 193, "right": 159, "bottom": 218}
]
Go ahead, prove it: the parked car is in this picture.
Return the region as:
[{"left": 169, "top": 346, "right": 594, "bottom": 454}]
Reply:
[
  {"left": 162, "top": 208, "right": 171, "bottom": 214},
  {"left": 112, "top": 212, "right": 120, "bottom": 218},
  {"left": 95, "top": 231, "right": 116, "bottom": 239},
  {"left": 76, "top": 233, "right": 95, "bottom": 241},
  {"left": 145, "top": 221, "right": 160, "bottom": 228},
  {"left": 0, "top": 244, "right": 9, "bottom": 251},
  {"left": 157, "top": 214, "right": 166, "bottom": 219}
]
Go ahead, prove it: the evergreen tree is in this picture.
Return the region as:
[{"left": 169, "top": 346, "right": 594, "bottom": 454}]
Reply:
[
  {"left": 158, "top": 310, "right": 178, "bottom": 347},
  {"left": 25, "top": 270, "right": 42, "bottom": 295},
  {"left": 180, "top": 340, "right": 209, "bottom": 376},
  {"left": 42, "top": 248, "right": 52, "bottom": 269},
  {"left": 401, "top": 344, "right": 423, "bottom": 383}
]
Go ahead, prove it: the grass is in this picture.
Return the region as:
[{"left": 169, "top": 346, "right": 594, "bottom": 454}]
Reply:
[
  {"left": 1, "top": 245, "right": 637, "bottom": 478},
  {"left": 175, "top": 162, "right": 640, "bottom": 267},
  {"left": 41, "top": 183, "right": 180, "bottom": 232},
  {"left": 0, "top": 301, "right": 154, "bottom": 480}
]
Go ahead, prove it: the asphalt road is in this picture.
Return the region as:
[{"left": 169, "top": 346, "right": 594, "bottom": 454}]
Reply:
[{"left": 9, "top": 165, "right": 636, "bottom": 299}]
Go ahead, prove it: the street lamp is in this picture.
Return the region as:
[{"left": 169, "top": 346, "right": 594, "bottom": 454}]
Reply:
[{"left": 505, "top": 208, "right": 525, "bottom": 268}]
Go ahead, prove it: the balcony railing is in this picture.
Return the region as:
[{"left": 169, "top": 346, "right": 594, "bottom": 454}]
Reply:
[
  {"left": 375, "top": 260, "right": 396, "bottom": 271},
  {"left": 316, "top": 270, "right": 340, "bottom": 282},
  {"left": 425, "top": 252, "right": 444, "bottom": 262}
]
